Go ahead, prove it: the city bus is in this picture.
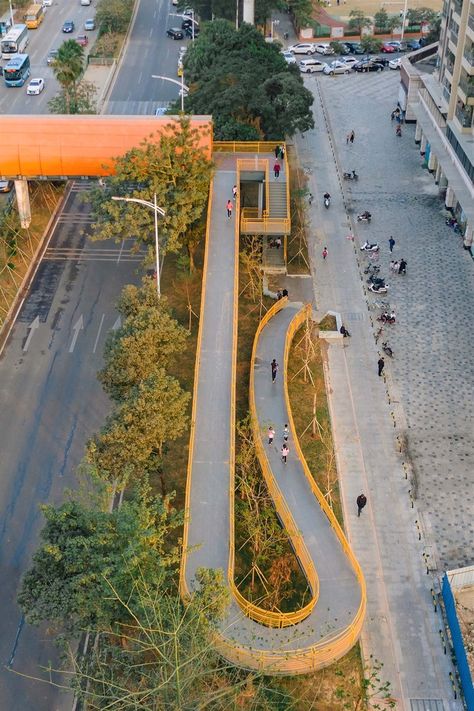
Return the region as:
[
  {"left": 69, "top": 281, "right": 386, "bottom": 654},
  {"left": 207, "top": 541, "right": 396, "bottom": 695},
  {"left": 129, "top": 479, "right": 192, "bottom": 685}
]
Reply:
[
  {"left": 1, "top": 24, "right": 29, "bottom": 60},
  {"left": 3, "top": 54, "right": 31, "bottom": 87},
  {"left": 24, "top": 4, "right": 44, "bottom": 29}
]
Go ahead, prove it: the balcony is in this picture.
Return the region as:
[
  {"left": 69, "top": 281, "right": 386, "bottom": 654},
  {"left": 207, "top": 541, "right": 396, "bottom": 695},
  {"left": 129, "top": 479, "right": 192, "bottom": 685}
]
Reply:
[
  {"left": 455, "top": 101, "right": 474, "bottom": 126},
  {"left": 463, "top": 46, "right": 474, "bottom": 68},
  {"left": 458, "top": 75, "right": 474, "bottom": 98},
  {"left": 469, "top": 13, "right": 474, "bottom": 33}
]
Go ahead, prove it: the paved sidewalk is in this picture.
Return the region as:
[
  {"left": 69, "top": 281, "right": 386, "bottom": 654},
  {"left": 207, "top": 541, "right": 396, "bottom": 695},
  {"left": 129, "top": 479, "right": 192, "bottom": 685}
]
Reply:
[{"left": 297, "top": 73, "right": 463, "bottom": 709}]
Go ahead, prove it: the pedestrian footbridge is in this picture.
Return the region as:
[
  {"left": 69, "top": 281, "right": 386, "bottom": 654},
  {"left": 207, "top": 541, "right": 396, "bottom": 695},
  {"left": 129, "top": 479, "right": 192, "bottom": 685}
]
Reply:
[{"left": 181, "top": 143, "right": 366, "bottom": 674}]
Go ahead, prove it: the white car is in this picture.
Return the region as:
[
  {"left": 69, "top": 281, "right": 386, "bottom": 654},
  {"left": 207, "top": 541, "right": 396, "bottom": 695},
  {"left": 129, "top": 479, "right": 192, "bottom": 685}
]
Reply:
[
  {"left": 314, "top": 43, "right": 334, "bottom": 55},
  {"left": 26, "top": 78, "right": 45, "bottom": 95},
  {"left": 389, "top": 57, "right": 402, "bottom": 70},
  {"left": 299, "top": 57, "right": 325, "bottom": 73},
  {"left": 281, "top": 50, "right": 297, "bottom": 65},
  {"left": 341, "top": 56, "right": 358, "bottom": 68},
  {"left": 42, "top": 0, "right": 52, "bottom": 6},
  {"left": 323, "top": 60, "right": 351, "bottom": 75},
  {"left": 288, "top": 42, "right": 317, "bottom": 55}
]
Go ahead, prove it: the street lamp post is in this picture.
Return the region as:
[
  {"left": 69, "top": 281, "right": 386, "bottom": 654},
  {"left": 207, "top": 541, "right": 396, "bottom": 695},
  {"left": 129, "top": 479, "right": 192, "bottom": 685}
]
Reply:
[
  {"left": 170, "top": 11, "right": 198, "bottom": 41},
  {"left": 111, "top": 194, "right": 165, "bottom": 298},
  {"left": 152, "top": 74, "right": 189, "bottom": 112}
]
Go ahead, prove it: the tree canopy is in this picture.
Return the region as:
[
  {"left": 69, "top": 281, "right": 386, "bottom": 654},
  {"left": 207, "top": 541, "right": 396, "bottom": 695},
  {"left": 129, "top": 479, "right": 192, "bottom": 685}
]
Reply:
[
  {"left": 182, "top": 20, "right": 314, "bottom": 140},
  {"left": 347, "top": 9, "right": 372, "bottom": 36},
  {"left": 50, "top": 40, "right": 85, "bottom": 114},
  {"left": 90, "top": 117, "right": 213, "bottom": 261}
]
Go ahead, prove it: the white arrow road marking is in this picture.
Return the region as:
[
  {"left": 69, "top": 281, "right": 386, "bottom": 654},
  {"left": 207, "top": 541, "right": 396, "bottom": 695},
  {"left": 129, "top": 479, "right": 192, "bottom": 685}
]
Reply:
[
  {"left": 112, "top": 316, "right": 121, "bottom": 331},
  {"left": 23, "top": 316, "right": 40, "bottom": 353},
  {"left": 69, "top": 315, "right": 84, "bottom": 353}
]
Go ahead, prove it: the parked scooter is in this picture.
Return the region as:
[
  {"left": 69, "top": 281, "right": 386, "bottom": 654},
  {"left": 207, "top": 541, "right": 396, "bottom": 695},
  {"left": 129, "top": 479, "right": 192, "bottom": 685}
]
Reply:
[
  {"left": 343, "top": 170, "right": 358, "bottom": 180},
  {"left": 382, "top": 342, "right": 394, "bottom": 357},
  {"left": 377, "top": 311, "right": 396, "bottom": 324},
  {"left": 323, "top": 192, "right": 331, "bottom": 209},
  {"left": 367, "top": 274, "right": 386, "bottom": 286},
  {"left": 360, "top": 241, "right": 379, "bottom": 252},
  {"left": 357, "top": 211, "right": 372, "bottom": 223},
  {"left": 364, "top": 264, "right": 380, "bottom": 275},
  {"left": 368, "top": 282, "right": 388, "bottom": 294}
]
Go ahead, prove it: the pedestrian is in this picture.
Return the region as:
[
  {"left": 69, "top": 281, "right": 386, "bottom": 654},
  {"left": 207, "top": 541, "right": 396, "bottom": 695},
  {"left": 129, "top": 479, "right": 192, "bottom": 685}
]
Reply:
[
  {"left": 282, "top": 288, "right": 288, "bottom": 298},
  {"left": 226, "top": 199, "right": 233, "bottom": 218},
  {"left": 322, "top": 246, "right": 328, "bottom": 260},
  {"left": 282, "top": 424, "right": 289, "bottom": 442},
  {"left": 308, "top": 193, "right": 313, "bottom": 205},
  {"left": 346, "top": 132, "right": 350, "bottom": 144},
  {"left": 378, "top": 356, "right": 385, "bottom": 377},
  {"left": 349, "top": 130, "right": 355, "bottom": 144},
  {"left": 396, "top": 124, "right": 402, "bottom": 137},
  {"left": 389, "top": 260, "right": 395, "bottom": 272},
  {"left": 274, "top": 161, "right": 281, "bottom": 178},
  {"left": 389, "top": 236, "right": 395, "bottom": 252},
  {"left": 276, "top": 290, "right": 283, "bottom": 300},
  {"left": 340, "top": 325, "right": 351, "bottom": 337},
  {"left": 232, "top": 184, "right": 237, "bottom": 200},
  {"left": 268, "top": 426, "right": 275, "bottom": 445},
  {"left": 392, "top": 260, "right": 400, "bottom": 273},
  {"left": 356, "top": 493, "right": 367, "bottom": 517},
  {"left": 271, "top": 358, "right": 279, "bottom": 383},
  {"left": 281, "top": 443, "right": 289, "bottom": 463},
  {"left": 275, "top": 237, "right": 282, "bottom": 249},
  {"left": 274, "top": 145, "right": 280, "bottom": 159},
  {"left": 398, "top": 258, "right": 407, "bottom": 275},
  {"left": 280, "top": 145, "right": 285, "bottom": 160}
]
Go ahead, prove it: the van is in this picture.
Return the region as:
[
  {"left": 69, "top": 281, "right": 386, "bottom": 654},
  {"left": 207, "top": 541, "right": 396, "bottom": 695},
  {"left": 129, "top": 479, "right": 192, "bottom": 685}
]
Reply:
[{"left": 80, "top": 0, "right": 91, "bottom": 6}]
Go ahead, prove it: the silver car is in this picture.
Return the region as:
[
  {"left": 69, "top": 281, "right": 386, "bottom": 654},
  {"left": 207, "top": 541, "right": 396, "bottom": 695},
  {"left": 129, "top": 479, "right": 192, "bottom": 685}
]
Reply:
[{"left": 299, "top": 58, "right": 325, "bottom": 73}]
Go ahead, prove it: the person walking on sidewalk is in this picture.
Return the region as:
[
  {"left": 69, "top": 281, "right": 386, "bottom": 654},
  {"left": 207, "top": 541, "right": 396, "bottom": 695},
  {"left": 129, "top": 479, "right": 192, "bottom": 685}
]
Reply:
[
  {"left": 271, "top": 358, "right": 279, "bottom": 383},
  {"left": 349, "top": 130, "right": 355, "bottom": 144},
  {"left": 389, "top": 236, "right": 395, "bottom": 252},
  {"left": 356, "top": 493, "right": 367, "bottom": 517},
  {"left": 226, "top": 199, "right": 233, "bottom": 218},
  {"left": 232, "top": 185, "right": 237, "bottom": 200},
  {"left": 282, "top": 424, "right": 289, "bottom": 442},
  {"left": 281, "top": 443, "right": 289, "bottom": 463},
  {"left": 322, "top": 246, "right": 328, "bottom": 260},
  {"left": 268, "top": 426, "right": 275, "bottom": 445},
  {"left": 378, "top": 357, "right": 385, "bottom": 376},
  {"left": 273, "top": 161, "right": 281, "bottom": 178},
  {"left": 398, "top": 258, "right": 407, "bottom": 275}
]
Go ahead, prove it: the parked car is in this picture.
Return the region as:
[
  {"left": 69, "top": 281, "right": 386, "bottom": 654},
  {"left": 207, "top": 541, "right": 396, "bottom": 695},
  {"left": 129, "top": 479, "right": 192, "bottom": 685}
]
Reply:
[
  {"left": 340, "top": 42, "right": 353, "bottom": 54},
  {"left": 406, "top": 39, "right": 421, "bottom": 50},
  {"left": 84, "top": 18, "right": 95, "bottom": 30},
  {"left": 281, "top": 50, "right": 297, "bottom": 65},
  {"left": 340, "top": 56, "right": 358, "bottom": 68},
  {"left": 389, "top": 57, "right": 402, "bottom": 69},
  {"left": 299, "top": 57, "right": 325, "bottom": 73},
  {"left": 75, "top": 34, "right": 89, "bottom": 46},
  {"left": 381, "top": 42, "right": 396, "bottom": 53},
  {"left": 166, "top": 27, "right": 184, "bottom": 39},
  {"left": 62, "top": 20, "right": 75, "bottom": 32},
  {"left": 388, "top": 40, "right": 408, "bottom": 51},
  {"left": 47, "top": 48, "right": 58, "bottom": 64},
  {"left": 314, "top": 43, "right": 334, "bottom": 55},
  {"left": 42, "top": 0, "right": 52, "bottom": 6},
  {"left": 371, "top": 54, "right": 390, "bottom": 66},
  {"left": 0, "top": 180, "right": 14, "bottom": 193},
  {"left": 344, "top": 41, "right": 365, "bottom": 54},
  {"left": 418, "top": 36, "right": 429, "bottom": 47},
  {"left": 26, "top": 77, "right": 45, "bottom": 95},
  {"left": 323, "top": 59, "right": 351, "bottom": 75},
  {"left": 80, "top": 0, "right": 91, "bottom": 6},
  {"left": 354, "top": 59, "right": 384, "bottom": 72},
  {"left": 288, "top": 42, "right": 317, "bottom": 55}
]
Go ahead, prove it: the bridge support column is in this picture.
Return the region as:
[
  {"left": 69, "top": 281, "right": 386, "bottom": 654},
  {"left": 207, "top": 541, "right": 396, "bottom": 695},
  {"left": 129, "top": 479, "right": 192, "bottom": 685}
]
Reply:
[
  {"left": 14, "top": 179, "right": 31, "bottom": 228},
  {"left": 242, "top": 0, "right": 254, "bottom": 25}
]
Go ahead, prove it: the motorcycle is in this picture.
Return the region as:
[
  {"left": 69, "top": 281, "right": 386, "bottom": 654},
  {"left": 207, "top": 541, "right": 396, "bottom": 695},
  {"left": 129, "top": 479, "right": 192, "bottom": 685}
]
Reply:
[
  {"left": 377, "top": 312, "right": 396, "bottom": 324},
  {"left": 343, "top": 170, "right": 358, "bottom": 180},
  {"left": 324, "top": 195, "right": 331, "bottom": 209},
  {"left": 357, "top": 212, "right": 372, "bottom": 223},
  {"left": 382, "top": 342, "right": 394, "bottom": 358},
  {"left": 368, "top": 276, "right": 386, "bottom": 287},
  {"left": 360, "top": 241, "right": 379, "bottom": 252},
  {"left": 368, "top": 282, "right": 388, "bottom": 294}
]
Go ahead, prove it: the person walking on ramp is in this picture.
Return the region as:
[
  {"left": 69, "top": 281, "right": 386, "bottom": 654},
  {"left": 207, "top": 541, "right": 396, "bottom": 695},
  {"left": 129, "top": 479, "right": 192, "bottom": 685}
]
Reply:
[
  {"left": 271, "top": 358, "right": 279, "bottom": 383},
  {"left": 357, "top": 493, "right": 367, "bottom": 516},
  {"left": 226, "top": 199, "right": 233, "bottom": 218},
  {"left": 268, "top": 426, "right": 275, "bottom": 445},
  {"left": 281, "top": 443, "right": 289, "bottom": 463}
]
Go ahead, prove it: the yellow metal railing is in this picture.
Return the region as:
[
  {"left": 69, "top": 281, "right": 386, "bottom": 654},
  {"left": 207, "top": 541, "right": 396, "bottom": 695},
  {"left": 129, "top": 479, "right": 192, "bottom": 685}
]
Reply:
[
  {"left": 214, "top": 141, "right": 283, "bottom": 154},
  {"left": 237, "top": 155, "right": 290, "bottom": 235}
]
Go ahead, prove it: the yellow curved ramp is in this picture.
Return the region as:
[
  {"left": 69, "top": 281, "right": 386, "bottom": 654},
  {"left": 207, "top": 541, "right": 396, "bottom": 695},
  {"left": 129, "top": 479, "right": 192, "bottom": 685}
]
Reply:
[{"left": 180, "top": 151, "right": 365, "bottom": 674}]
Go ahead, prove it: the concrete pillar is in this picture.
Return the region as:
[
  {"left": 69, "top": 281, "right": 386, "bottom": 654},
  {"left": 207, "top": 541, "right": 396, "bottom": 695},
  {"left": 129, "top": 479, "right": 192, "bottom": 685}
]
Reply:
[
  {"left": 435, "top": 163, "right": 442, "bottom": 184},
  {"left": 463, "top": 221, "right": 473, "bottom": 248},
  {"left": 445, "top": 186, "right": 455, "bottom": 208},
  {"left": 415, "top": 122, "right": 422, "bottom": 143},
  {"left": 258, "top": 181, "right": 264, "bottom": 216},
  {"left": 439, "top": 172, "right": 448, "bottom": 189},
  {"left": 420, "top": 135, "right": 427, "bottom": 155},
  {"left": 14, "top": 179, "right": 31, "bottom": 229},
  {"left": 428, "top": 151, "right": 437, "bottom": 171},
  {"left": 242, "top": 0, "right": 254, "bottom": 24}
]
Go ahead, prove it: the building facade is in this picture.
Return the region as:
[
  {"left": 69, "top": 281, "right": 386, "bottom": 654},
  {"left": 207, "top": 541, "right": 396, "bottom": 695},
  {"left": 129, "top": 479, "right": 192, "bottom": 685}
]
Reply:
[{"left": 399, "top": 1, "right": 474, "bottom": 253}]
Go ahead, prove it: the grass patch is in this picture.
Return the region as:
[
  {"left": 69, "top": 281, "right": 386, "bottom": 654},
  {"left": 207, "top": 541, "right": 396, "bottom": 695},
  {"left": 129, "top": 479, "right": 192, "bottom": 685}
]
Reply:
[
  {"left": 287, "top": 323, "right": 343, "bottom": 526},
  {"left": 287, "top": 147, "right": 310, "bottom": 276},
  {"left": 319, "top": 313, "right": 337, "bottom": 331},
  {"left": 0, "top": 182, "right": 64, "bottom": 327},
  {"left": 90, "top": 32, "right": 125, "bottom": 59}
]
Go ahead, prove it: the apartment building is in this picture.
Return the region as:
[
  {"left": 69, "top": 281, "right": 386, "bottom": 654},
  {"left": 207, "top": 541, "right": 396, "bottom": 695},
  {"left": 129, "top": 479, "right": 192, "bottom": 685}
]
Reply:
[{"left": 399, "top": 0, "right": 474, "bottom": 253}]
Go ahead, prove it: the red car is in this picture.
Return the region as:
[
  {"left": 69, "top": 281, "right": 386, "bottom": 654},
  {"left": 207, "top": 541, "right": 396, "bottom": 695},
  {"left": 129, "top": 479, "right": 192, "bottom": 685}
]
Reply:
[
  {"left": 381, "top": 43, "right": 396, "bottom": 53},
  {"left": 75, "top": 34, "right": 89, "bottom": 46}
]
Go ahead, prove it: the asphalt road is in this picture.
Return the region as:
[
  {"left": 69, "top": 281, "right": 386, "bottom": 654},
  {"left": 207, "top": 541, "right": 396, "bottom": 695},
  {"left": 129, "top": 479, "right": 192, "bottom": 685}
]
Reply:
[
  {"left": 0, "top": 181, "right": 143, "bottom": 710},
  {"left": 0, "top": 2, "right": 99, "bottom": 114}
]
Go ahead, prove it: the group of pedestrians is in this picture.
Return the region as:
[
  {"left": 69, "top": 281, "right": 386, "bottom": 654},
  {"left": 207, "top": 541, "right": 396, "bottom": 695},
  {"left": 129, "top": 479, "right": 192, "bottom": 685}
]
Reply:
[
  {"left": 267, "top": 423, "right": 290, "bottom": 463},
  {"left": 226, "top": 184, "right": 238, "bottom": 218},
  {"left": 274, "top": 144, "right": 285, "bottom": 179}
]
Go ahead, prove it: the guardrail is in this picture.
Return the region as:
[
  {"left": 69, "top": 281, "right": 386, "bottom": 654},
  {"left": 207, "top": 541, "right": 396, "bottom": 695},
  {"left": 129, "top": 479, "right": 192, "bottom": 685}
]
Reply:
[{"left": 214, "top": 141, "right": 283, "bottom": 154}]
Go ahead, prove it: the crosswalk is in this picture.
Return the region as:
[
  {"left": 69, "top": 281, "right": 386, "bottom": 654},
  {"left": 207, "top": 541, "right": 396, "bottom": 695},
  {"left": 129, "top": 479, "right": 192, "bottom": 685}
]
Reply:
[{"left": 44, "top": 246, "right": 145, "bottom": 262}]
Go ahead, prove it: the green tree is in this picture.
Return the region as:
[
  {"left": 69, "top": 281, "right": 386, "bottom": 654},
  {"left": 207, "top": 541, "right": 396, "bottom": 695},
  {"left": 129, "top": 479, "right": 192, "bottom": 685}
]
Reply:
[
  {"left": 87, "top": 371, "right": 190, "bottom": 485},
  {"left": 51, "top": 40, "right": 84, "bottom": 114},
  {"left": 424, "top": 15, "right": 441, "bottom": 43},
  {"left": 95, "top": 0, "right": 133, "bottom": 34},
  {"left": 386, "top": 14, "right": 401, "bottom": 37},
  {"left": 48, "top": 79, "right": 96, "bottom": 114},
  {"left": 18, "top": 485, "right": 181, "bottom": 637},
  {"left": 373, "top": 8, "right": 388, "bottom": 30},
  {"left": 406, "top": 7, "right": 436, "bottom": 25},
  {"left": 348, "top": 8, "right": 372, "bottom": 37},
  {"left": 90, "top": 117, "right": 213, "bottom": 263},
  {"left": 360, "top": 36, "right": 382, "bottom": 53},
  {"left": 99, "top": 282, "right": 188, "bottom": 402},
  {"left": 182, "top": 20, "right": 314, "bottom": 140},
  {"left": 287, "top": 0, "right": 314, "bottom": 30}
]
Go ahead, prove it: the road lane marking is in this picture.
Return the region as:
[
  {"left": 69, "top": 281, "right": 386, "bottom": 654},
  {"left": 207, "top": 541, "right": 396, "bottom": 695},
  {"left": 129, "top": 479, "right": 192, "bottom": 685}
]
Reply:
[
  {"left": 69, "top": 315, "right": 84, "bottom": 353},
  {"left": 23, "top": 316, "right": 40, "bottom": 352},
  {"left": 93, "top": 313, "right": 105, "bottom": 353},
  {"left": 117, "top": 239, "right": 125, "bottom": 263}
]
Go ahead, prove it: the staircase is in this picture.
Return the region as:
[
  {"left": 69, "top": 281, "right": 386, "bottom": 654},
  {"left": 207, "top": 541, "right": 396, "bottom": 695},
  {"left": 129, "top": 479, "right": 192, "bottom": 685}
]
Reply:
[
  {"left": 262, "top": 236, "right": 286, "bottom": 273},
  {"left": 268, "top": 181, "right": 288, "bottom": 219}
]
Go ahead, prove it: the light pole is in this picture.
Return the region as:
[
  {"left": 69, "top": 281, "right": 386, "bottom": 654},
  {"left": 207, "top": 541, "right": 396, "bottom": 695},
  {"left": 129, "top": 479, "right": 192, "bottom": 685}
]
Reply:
[
  {"left": 170, "top": 11, "right": 198, "bottom": 41},
  {"left": 152, "top": 74, "right": 189, "bottom": 112},
  {"left": 111, "top": 194, "right": 165, "bottom": 299}
]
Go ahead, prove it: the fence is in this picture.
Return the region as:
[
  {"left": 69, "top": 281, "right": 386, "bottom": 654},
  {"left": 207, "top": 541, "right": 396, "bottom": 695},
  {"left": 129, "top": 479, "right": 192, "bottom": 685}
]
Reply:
[{"left": 442, "top": 573, "right": 474, "bottom": 710}]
